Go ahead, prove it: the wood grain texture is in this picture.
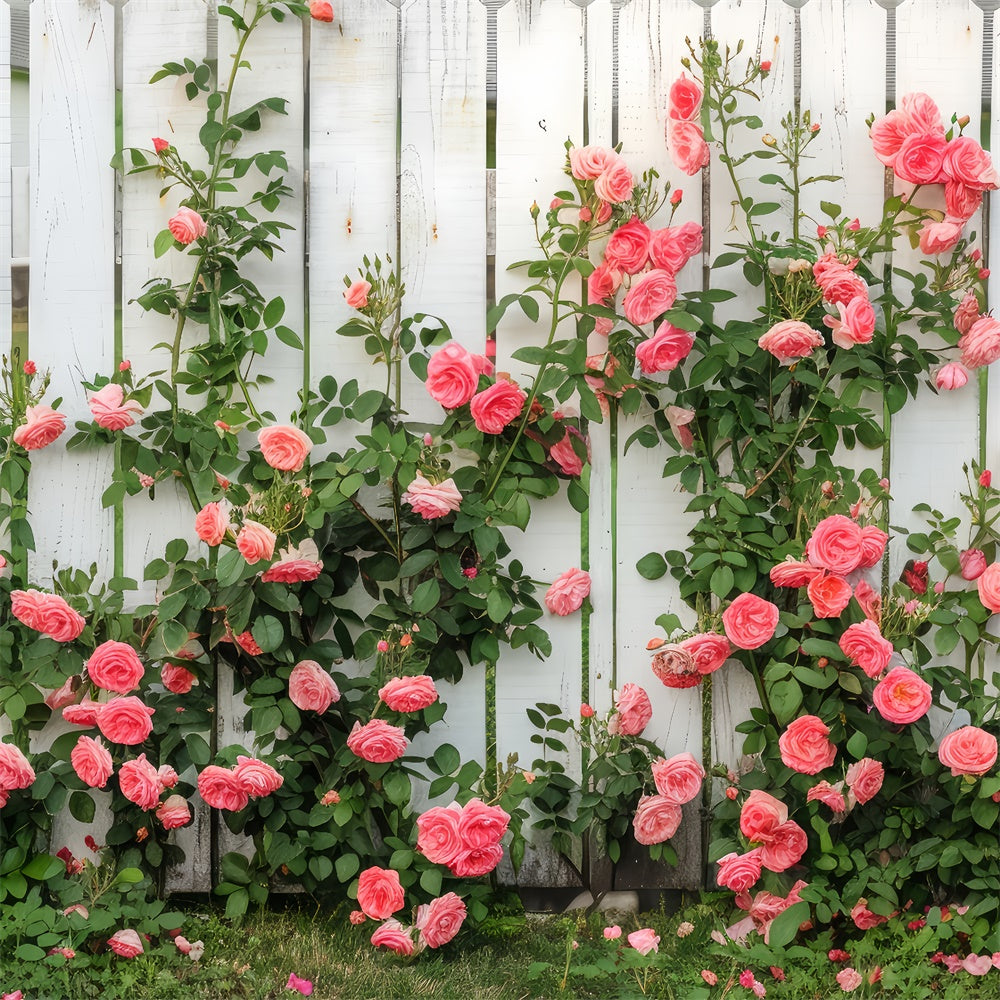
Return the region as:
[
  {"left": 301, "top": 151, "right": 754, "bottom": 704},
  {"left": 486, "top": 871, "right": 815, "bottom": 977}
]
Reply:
[{"left": 0, "top": 1, "right": 11, "bottom": 358}]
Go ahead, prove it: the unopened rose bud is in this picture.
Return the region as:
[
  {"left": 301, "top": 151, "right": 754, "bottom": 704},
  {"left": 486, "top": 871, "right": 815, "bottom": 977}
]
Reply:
[
  {"left": 817, "top": 225, "right": 828, "bottom": 239},
  {"left": 152, "top": 137, "right": 169, "bottom": 153},
  {"left": 423, "top": 432, "right": 433, "bottom": 446},
  {"left": 670, "top": 189, "right": 683, "bottom": 205},
  {"left": 550, "top": 197, "right": 564, "bottom": 211},
  {"left": 971, "top": 248, "right": 982, "bottom": 262},
  {"left": 933, "top": 581, "right": 945, "bottom": 594},
  {"left": 759, "top": 60, "right": 772, "bottom": 73},
  {"left": 762, "top": 134, "right": 777, "bottom": 147},
  {"left": 23, "top": 360, "right": 36, "bottom": 375},
  {"left": 725, "top": 786, "right": 738, "bottom": 800},
  {"left": 523, "top": 771, "right": 535, "bottom": 784},
  {"left": 462, "top": 567, "right": 478, "bottom": 579},
  {"left": 848, "top": 218, "right": 860, "bottom": 231},
  {"left": 957, "top": 115, "right": 970, "bottom": 129},
  {"left": 818, "top": 657, "right": 829, "bottom": 668},
  {"left": 979, "top": 268, "right": 990, "bottom": 280},
  {"left": 119, "top": 359, "right": 131, "bottom": 371},
  {"left": 579, "top": 206, "right": 593, "bottom": 222},
  {"left": 646, "top": 637, "right": 666, "bottom": 650},
  {"left": 376, "top": 639, "right": 389, "bottom": 653},
  {"left": 811, "top": 122, "right": 820, "bottom": 132},
  {"left": 530, "top": 200, "right": 540, "bottom": 220},
  {"left": 580, "top": 702, "right": 594, "bottom": 718},
  {"left": 980, "top": 470, "right": 992, "bottom": 488},
  {"left": 879, "top": 478, "right": 890, "bottom": 490},
  {"left": 399, "top": 634, "right": 412, "bottom": 647}
]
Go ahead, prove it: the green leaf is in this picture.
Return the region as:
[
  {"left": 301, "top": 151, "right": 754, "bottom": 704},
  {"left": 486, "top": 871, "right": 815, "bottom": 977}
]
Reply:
[
  {"left": 636, "top": 552, "right": 667, "bottom": 580},
  {"left": 263, "top": 296, "right": 285, "bottom": 327},
  {"left": 768, "top": 900, "right": 810, "bottom": 948},
  {"left": 710, "top": 565, "right": 734, "bottom": 599},
  {"left": 15, "top": 943, "right": 46, "bottom": 961},
  {"left": 69, "top": 791, "right": 95, "bottom": 824},
  {"left": 22, "top": 855, "right": 63, "bottom": 881},
  {"left": 433, "top": 743, "right": 461, "bottom": 775},
  {"left": 410, "top": 578, "right": 441, "bottom": 614},
  {"left": 419, "top": 867, "right": 442, "bottom": 896},
  {"left": 112, "top": 867, "right": 145, "bottom": 886},
  {"left": 153, "top": 228, "right": 176, "bottom": 258},
  {"left": 251, "top": 615, "right": 284, "bottom": 653},
  {"left": 335, "top": 853, "right": 359, "bottom": 882}
]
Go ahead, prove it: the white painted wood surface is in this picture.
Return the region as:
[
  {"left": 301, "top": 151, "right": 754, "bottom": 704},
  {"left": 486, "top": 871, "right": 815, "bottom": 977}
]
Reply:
[{"left": 0, "top": 1, "right": 11, "bottom": 361}]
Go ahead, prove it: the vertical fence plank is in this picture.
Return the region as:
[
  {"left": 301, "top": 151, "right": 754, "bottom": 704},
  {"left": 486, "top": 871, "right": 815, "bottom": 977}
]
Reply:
[
  {"left": 494, "top": 0, "right": 586, "bottom": 886},
  {"left": 0, "top": 0, "right": 10, "bottom": 360},
  {"left": 27, "top": 0, "right": 116, "bottom": 580},
  {"left": 399, "top": 0, "right": 489, "bottom": 800}
]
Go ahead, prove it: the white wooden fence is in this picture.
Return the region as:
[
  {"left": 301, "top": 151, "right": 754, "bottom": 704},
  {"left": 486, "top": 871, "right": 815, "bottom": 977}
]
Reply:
[{"left": 2, "top": 0, "right": 999, "bottom": 891}]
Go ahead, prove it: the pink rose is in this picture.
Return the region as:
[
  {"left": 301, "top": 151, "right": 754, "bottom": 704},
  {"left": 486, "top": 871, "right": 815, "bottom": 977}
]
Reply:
[
  {"left": 824, "top": 295, "right": 876, "bottom": 349},
  {"left": 286, "top": 972, "right": 313, "bottom": 996},
  {"left": 309, "top": 1, "right": 333, "bottom": 23},
  {"left": 937, "top": 725, "right": 998, "bottom": 776},
  {"left": 344, "top": 279, "right": 371, "bottom": 309},
  {"left": 87, "top": 640, "right": 144, "bottom": 694},
  {"left": 261, "top": 540, "right": 323, "bottom": 584},
  {"left": 416, "top": 892, "right": 467, "bottom": 949},
  {"left": 622, "top": 269, "right": 678, "bottom": 326},
  {"left": 901, "top": 92, "right": 944, "bottom": 133},
  {"left": 779, "top": 716, "right": 837, "bottom": 774},
  {"left": 288, "top": 660, "right": 340, "bottom": 713},
  {"left": 357, "top": 866, "right": 405, "bottom": 919},
  {"left": 378, "top": 675, "right": 438, "bottom": 713},
  {"left": 960, "top": 547, "right": 987, "bottom": 580},
  {"left": 850, "top": 898, "right": 889, "bottom": 930},
  {"left": 722, "top": 593, "right": 779, "bottom": 650},
  {"left": 836, "top": 967, "right": 863, "bottom": 992},
  {"left": 161, "top": 663, "right": 197, "bottom": 694},
  {"left": 678, "top": 632, "right": 730, "bottom": 674},
  {"left": 469, "top": 380, "right": 526, "bottom": 434},
  {"left": 370, "top": 919, "right": 414, "bottom": 955},
  {"left": 858, "top": 525, "right": 888, "bottom": 568},
  {"left": 119, "top": 754, "right": 161, "bottom": 810},
  {"left": 943, "top": 136, "right": 1000, "bottom": 189},
  {"left": 402, "top": 473, "right": 462, "bottom": 519},
  {"left": 740, "top": 789, "right": 788, "bottom": 842},
  {"left": 667, "top": 120, "right": 710, "bottom": 175},
  {"left": 157, "top": 764, "right": 178, "bottom": 790},
  {"left": 666, "top": 405, "right": 696, "bottom": 450},
  {"left": 195, "top": 502, "right": 230, "bottom": 546},
  {"left": 416, "top": 804, "right": 463, "bottom": 865},
  {"left": 935, "top": 362, "right": 969, "bottom": 390},
  {"left": 587, "top": 261, "right": 622, "bottom": 304},
  {"left": 448, "top": 843, "right": 504, "bottom": 877},
  {"left": 11, "top": 589, "right": 86, "bottom": 642},
  {"left": 839, "top": 621, "right": 893, "bottom": 678},
  {"left": 156, "top": 794, "right": 191, "bottom": 829},
  {"left": 197, "top": 765, "right": 249, "bottom": 811},
  {"left": 807, "top": 515, "right": 864, "bottom": 574},
  {"left": 759, "top": 819, "right": 808, "bottom": 872},
  {"left": 845, "top": 757, "right": 884, "bottom": 804},
  {"left": 954, "top": 292, "right": 980, "bottom": 335},
  {"left": 594, "top": 158, "right": 634, "bottom": 204},
  {"left": 807, "top": 573, "right": 853, "bottom": 618},
  {"left": 962, "top": 954, "right": 994, "bottom": 976},
  {"left": 550, "top": 432, "right": 585, "bottom": 476},
  {"left": 627, "top": 928, "right": 660, "bottom": 956},
  {"left": 872, "top": 666, "right": 932, "bottom": 724},
  {"left": 604, "top": 217, "right": 651, "bottom": 274},
  {"left": 769, "top": 557, "right": 822, "bottom": 588},
  {"left": 569, "top": 145, "right": 616, "bottom": 180},
  {"left": 807, "top": 780, "right": 847, "bottom": 813},
  {"left": 347, "top": 719, "right": 407, "bottom": 763},
  {"left": 855, "top": 579, "right": 882, "bottom": 624},
  {"left": 97, "top": 697, "right": 154, "bottom": 745},
  {"left": 635, "top": 323, "right": 694, "bottom": 374},
  {"left": 604, "top": 925, "right": 622, "bottom": 940},
  {"left": 0, "top": 741, "right": 35, "bottom": 790},
  {"left": 544, "top": 568, "right": 591, "bottom": 616},
  {"left": 88, "top": 383, "right": 143, "bottom": 431},
  {"left": 978, "top": 561, "right": 1000, "bottom": 611},
  {"left": 63, "top": 699, "right": 102, "bottom": 727},
  {"left": 758, "top": 320, "right": 824, "bottom": 362},
  {"left": 152, "top": 137, "right": 169, "bottom": 153},
  {"left": 668, "top": 73, "right": 702, "bottom": 121},
  {"left": 236, "top": 520, "right": 276, "bottom": 563},
  {"left": 108, "top": 928, "right": 144, "bottom": 958},
  {"left": 870, "top": 108, "right": 915, "bottom": 166},
  {"left": 717, "top": 849, "right": 763, "bottom": 893},
  {"left": 650, "top": 643, "right": 700, "bottom": 689},
  {"left": 816, "top": 266, "right": 868, "bottom": 307},
  {"left": 44, "top": 675, "right": 82, "bottom": 711},
  {"left": 918, "top": 219, "right": 964, "bottom": 256},
  {"left": 168, "top": 207, "right": 206, "bottom": 244},
  {"left": 458, "top": 798, "right": 510, "bottom": 850},
  {"left": 71, "top": 735, "right": 113, "bottom": 788},
  {"left": 960, "top": 315, "right": 1000, "bottom": 368},
  {"left": 701, "top": 970, "right": 718, "bottom": 986},
  {"left": 257, "top": 424, "right": 312, "bottom": 472},
  {"left": 232, "top": 755, "right": 282, "bottom": 797},
  {"left": 946, "top": 179, "right": 983, "bottom": 221},
  {"left": 609, "top": 683, "right": 652, "bottom": 736},
  {"left": 651, "top": 752, "right": 704, "bottom": 804},
  {"left": 426, "top": 341, "right": 480, "bottom": 408},
  {"left": 894, "top": 131, "right": 947, "bottom": 184},
  {"left": 13, "top": 404, "right": 66, "bottom": 451}
]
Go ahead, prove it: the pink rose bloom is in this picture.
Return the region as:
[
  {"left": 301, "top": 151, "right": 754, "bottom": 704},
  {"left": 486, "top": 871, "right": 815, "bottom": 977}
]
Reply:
[
  {"left": 722, "top": 593, "right": 779, "bottom": 650},
  {"left": 836, "top": 967, "right": 863, "bottom": 992},
  {"left": 603, "top": 925, "right": 622, "bottom": 940},
  {"left": 807, "top": 780, "right": 847, "bottom": 813},
  {"left": 769, "top": 557, "right": 822, "bottom": 588},
  {"left": 261, "top": 542, "right": 324, "bottom": 584},
  {"left": 157, "top": 764, "right": 178, "bottom": 790},
  {"left": 378, "top": 675, "right": 438, "bottom": 713},
  {"left": 635, "top": 323, "right": 694, "bottom": 374},
  {"left": 119, "top": 754, "right": 162, "bottom": 810},
  {"left": 627, "top": 928, "right": 660, "bottom": 956},
  {"left": 167, "top": 207, "right": 206, "bottom": 244},
  {"left": 0, "top": 741, "right": 36, "bottom": 790},
  {"left": 962, "top": 954, "right": 994, "bottom": 976},
  {"left": 417, "top": 804, "right": 463, "bottom": 865},
  {"left": 71, "top": 735, "right": 113, "bottom": 788},
  {"left": 257, "top": 424, "right": 312, "bottom": 472},
  {"left": 459, "top": 798, "right": 510, "bottom": 850},
  {"left": 156, "top": 794, "right": 191, "bottom": 829},
  {"left": 197, "top": 765, "right": 249, "bottom": 811},
  {"left": 236, "top": 520, "right": 276, "bottom": 564},
  {"left": 960, "top": 315, "right": 1000, "bottom": 368},
  {"left": 935, "top": 362, "right": 969, "bottom": 391},
  {"left": 978, "top": 561, "right": 1000, "bottom": 611},
  {"left": 807, "top": 573, "right": 853, "bottom": 618},
  {"left": 63, "top": 699, "right": 103, "bottom": 727},
  {"left": 845, "top": 757, "right": 884, "bottom": 804},
  {"left": 357, "top": 866, "right": 405, "bottom": 920},
  {"left": 947, "top": 179, "right": 983, "bottom": 220},
  {"left": 759, "top": 820, "right": 808, "bottom": 872},
  {"left": 594, "top": 157, "right": 634, "bottom": 204},
  {"left": 669, "top": 73, "right": 702, "bottom": 121},
  {"left": 855, "top": 579, "right": 882, "bottom": 624},
  {"left": 824, "top": 295, "right": 876, "bottom": 349},
  {"left": 587, "top": 261, "right": 622, "bottom": 304},
  {"left": 870, "top": 108, "right": 916, "bottom": 166},
  {"left": 97, "top": 697, "right": 154, "bottom": 745},
  {"left": 550, "top": 432, "right": 585, "bottom": 476},
  {"left": 678, "top": 632, "right": 730, "bottom": 674},
  {"left": 347, "top": 719, "right": 407, "bottom": 763},
  {"left": 425, "top": 341, "right": 480, "bottom": 408},
  {"left": 232, "top": 755, "right": 282, "bottom": 797},
  {"left": 937, "top": 725, "right": 998, "bottom": 776},
  {"left": 918, "top": 219, "right": 964, "bottom": 256},
  {"left": 872, "top": 666, "right": 932, "bottom": 724},
  {"left": 894, "top": 130, "right": 947, "bottom": 184},
  {"left": 960, "top": 547, "right": 987, "bottom": 580},
  {"left": 604, "top": 217, "right": 651, "bottom": 274},
  {"left": 44, "top": 675, "right": 81, "bottom": 711},
  {"left": 235, "top": 630, "right": 263, "bottom": 656},
  {"left": 469, "top": 380, "right": 526, "bottom": 434},
  {"left": 195, "top": 502, "right": 230, "bottom": 546},
  {"left": 666, "top": 405, "right": 695, "bottom": 450},
  {"left": 651, "top": 752, "right": 704, "bottom": 804},
  {"left": 402, "top": 473, "right": 462, "bottom": 519},
  {"left": 448, "top": 842, "right": 504, "bottom": 877},
  {"left": 87, "top": 640, "right": 144, "bottom": 694},
  {"left": 943, "top": 135, "right": 1000, "bottom": 189},
  {"left": 839, "top": 620, "right": 893, "bottom": 678},
  {"left": 815, "top": 264, "right": 868, "bottom": 306},
  {"left": 779, "top": 716, "right": 837, "bottom": 774},
  {"left": 416, "top": 892, "right": 467, "bottom": 949},
  {"left": 633, "top": 794, "right": 683, "bottom": 845},
  {"left": 545, "top": 568, "right": 591, "bottom": 616},
  {"left": 88, "top": 383, "right": 143, "bottom": 431},
  {"left": 107, "top": 928, "right": 144, "bottom": 958},
  {"left": 288, "top": 660, "right": 340, "bottom": 713},
  {"left": 569, "top": 144, "right": 616, "bottom": 180},
  {"left": 11, "top": 589, "right": 86, "bottom": 642},
  {"left": 740, "top": 789, "right": 788, "bottom": 842},
  {"left": 13, "top": 403, "right": 67, "bottom": 451},
  {"left": 622, "top": 269, "right": 678, "bottom": 326},
  {"left": 344, "top": 279, "right": 371, "bottom": 309},
  {"left": 955, "top": 292, "right": 981, "bottom": 335},
  {"left": 609, "top": 683, "right": 652, "bottom": 736},
  {"left": 667, "top": 120, "right": 710, "bottom": 175},
  {"left": 309, "top": 0, "right": 333, "bottom": 23},
  {"left": 370, "top": 918, "right": 414, "bottom": 955},
  {"left": 161, "top": 663, "right": 198, "bottom": 694},
  {"left": 701, "top": 970, "right": 718, "bottom": 986},
  {"left": 857, "top": 525, "right": 888, "bottom": 568},
  {"left": 901, "top": 91, "right": 944, "bottom": 132},
  {"left": 850, "top": 898, "right": 889, "bottom": 930},
  {"left": 758, "top": 320, "right": 824, "bottom": 362},
  {"left": 647, "top": 228, "right": 686, "bottom": 274},
  {"left": 806, "top": 514, "right": 864, "bottom": 574},
  {"left": 717, "top": 849, "right": 764, "bottom": 893},
  {"left": 286, "top": 972, "right": 314, "bottom": 995}
]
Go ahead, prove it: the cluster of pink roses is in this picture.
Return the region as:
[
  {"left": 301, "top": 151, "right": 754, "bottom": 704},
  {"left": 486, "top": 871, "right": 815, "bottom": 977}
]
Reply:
[
  {"left": 0, "top": 741, "right": 35, "bottom": 809},
  {"left": 666, "top": 73, "right": 710, "bottom": 176},
  {"left": 647, "top": 629, "right": 730, "bottom": 689},
  {"left": 415, "top": 797, "right": 510, "bottom": 878},
  {"left": 197, "top": 755, "right": 282, "bottom": 812},
  {"left": 632, "top": 752, "right": 704, "bottom": 845},
  {"left": 11, "top": 588, "right": 86, "bottom": 642}
]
